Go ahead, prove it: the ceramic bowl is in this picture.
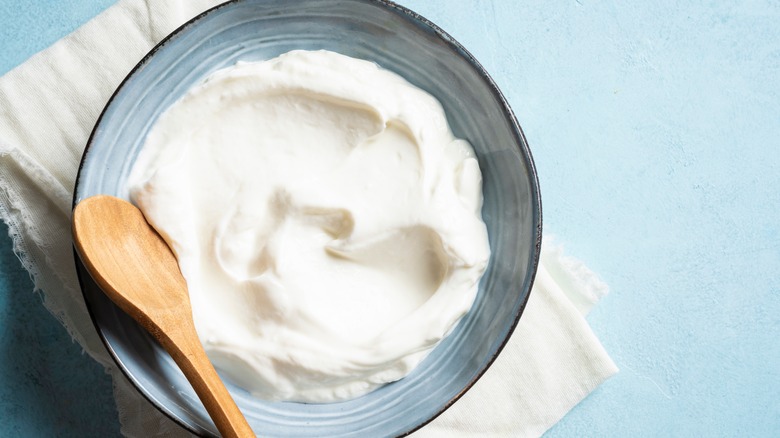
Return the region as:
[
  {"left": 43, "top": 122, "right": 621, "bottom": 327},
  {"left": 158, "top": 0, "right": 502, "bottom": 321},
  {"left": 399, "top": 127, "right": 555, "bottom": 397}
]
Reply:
[{"left": 73, "top": 0, "right": 542, "bottom": 436}]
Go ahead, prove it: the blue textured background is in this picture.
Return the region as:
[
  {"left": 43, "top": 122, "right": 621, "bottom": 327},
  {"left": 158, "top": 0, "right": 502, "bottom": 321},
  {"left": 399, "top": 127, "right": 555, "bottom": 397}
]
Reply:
[{"left": 1, "top": 1, "right": 778, "bottom": 436}]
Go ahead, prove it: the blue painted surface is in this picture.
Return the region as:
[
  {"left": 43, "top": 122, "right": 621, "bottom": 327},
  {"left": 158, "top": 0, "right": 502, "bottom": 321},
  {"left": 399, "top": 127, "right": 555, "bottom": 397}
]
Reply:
[
  {"left": 0, "top": 222, "right": 119, "bottom": 436},
  {"left": 1, "top": 1, "right": 778, "bottom": 436}
]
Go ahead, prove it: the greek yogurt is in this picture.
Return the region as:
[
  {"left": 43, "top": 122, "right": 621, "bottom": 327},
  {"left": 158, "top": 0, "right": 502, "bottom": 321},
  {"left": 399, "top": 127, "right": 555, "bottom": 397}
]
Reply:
[{"left": 127, "top": 50, "right": 490, "bottom": 402}]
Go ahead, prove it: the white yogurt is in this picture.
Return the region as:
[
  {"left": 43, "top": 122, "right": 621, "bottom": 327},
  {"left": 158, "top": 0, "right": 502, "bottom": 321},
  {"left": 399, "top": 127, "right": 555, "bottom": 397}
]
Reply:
[{"left": 127, "top": 50, "right": 490, "bottom": 402}]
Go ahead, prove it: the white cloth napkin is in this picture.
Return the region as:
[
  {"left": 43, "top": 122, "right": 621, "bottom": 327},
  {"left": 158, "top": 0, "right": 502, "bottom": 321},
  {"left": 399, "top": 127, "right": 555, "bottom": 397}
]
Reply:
[{"left": 0, "top": 1, "right": 618, "bottom": 436}]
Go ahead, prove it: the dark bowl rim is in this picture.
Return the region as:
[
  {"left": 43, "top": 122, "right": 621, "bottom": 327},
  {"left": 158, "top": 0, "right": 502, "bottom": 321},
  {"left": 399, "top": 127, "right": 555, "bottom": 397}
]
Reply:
[{"left": 72, "top": 0, "right": 543, "bottom": 436}]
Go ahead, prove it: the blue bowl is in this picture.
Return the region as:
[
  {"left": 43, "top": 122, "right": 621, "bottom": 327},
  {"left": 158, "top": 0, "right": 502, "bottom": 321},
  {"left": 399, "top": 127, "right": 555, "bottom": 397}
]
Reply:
[{"left": 74, "top": 1, "right": 542, "bottom": 436}]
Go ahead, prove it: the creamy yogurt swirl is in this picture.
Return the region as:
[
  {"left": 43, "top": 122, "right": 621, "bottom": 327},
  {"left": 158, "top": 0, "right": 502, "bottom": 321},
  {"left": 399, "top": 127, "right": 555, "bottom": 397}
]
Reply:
[{"left": 127, "top": 50, "right": 490, "bottom": 402}]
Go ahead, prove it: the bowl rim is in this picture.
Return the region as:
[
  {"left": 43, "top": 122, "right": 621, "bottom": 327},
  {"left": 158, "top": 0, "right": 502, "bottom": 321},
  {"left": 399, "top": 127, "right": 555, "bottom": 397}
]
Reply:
[{"left": 72, "top": 0, "right": 543, "bottom": 436}]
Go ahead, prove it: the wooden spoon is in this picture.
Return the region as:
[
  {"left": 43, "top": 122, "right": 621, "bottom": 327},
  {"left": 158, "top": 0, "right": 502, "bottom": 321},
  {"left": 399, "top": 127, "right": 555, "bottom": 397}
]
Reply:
[{"left": 72, "top": 195, "right": 255, "bottom": 438}]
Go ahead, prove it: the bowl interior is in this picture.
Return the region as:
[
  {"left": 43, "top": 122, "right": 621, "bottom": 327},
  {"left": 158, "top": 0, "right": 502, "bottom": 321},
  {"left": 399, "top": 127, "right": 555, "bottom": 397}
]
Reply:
[{"left": 74, "top": 0, "right": 541, "bottom": 436}]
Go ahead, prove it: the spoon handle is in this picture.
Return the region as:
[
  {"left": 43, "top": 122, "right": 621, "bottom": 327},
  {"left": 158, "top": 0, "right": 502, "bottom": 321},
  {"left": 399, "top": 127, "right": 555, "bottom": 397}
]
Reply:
[{"left": 157, "top": 317, "right": 255, "bottom": 438}]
